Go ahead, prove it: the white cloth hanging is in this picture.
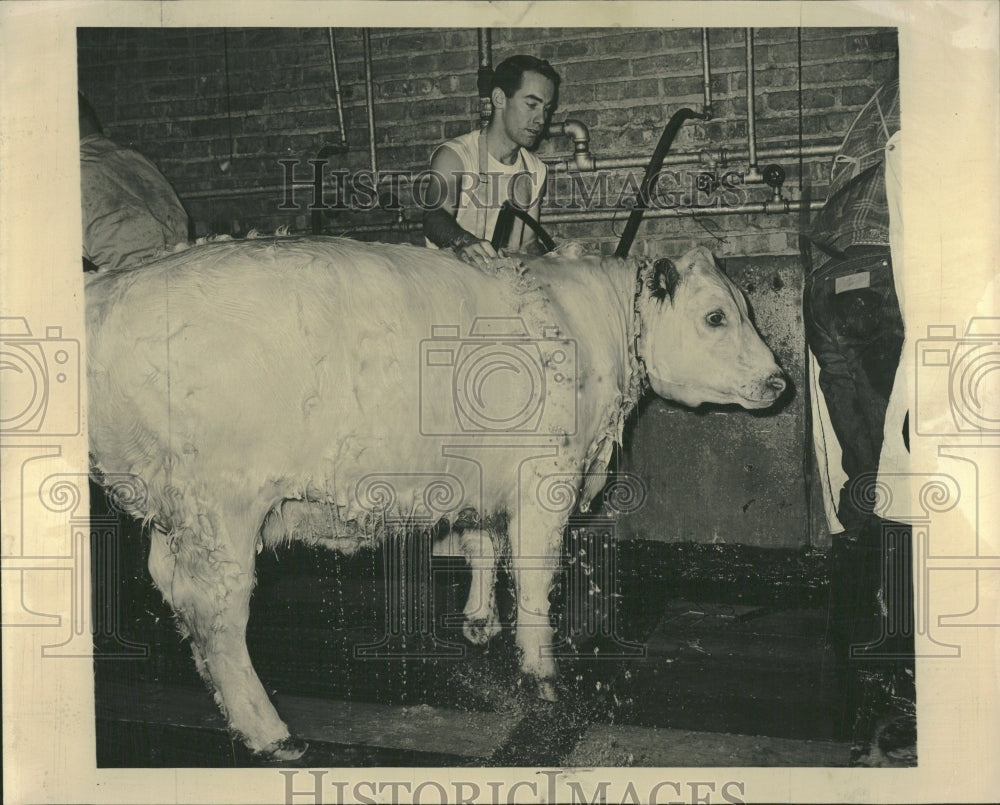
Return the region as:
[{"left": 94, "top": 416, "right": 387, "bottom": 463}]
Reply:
[{"left": 875, "top": 131, "right": 911, "bottom": 517}]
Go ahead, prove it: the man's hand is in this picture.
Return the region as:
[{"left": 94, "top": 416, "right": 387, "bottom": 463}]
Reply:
[{"left": 452, "top": 234, "right": 501, "bottom": 270}]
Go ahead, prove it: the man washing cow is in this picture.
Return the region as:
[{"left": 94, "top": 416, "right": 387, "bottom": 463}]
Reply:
[
  {"left": 422, "top": 55, "right": 558, "bottom": 268},
  {"left": 84, "top": 48, "right": 792, "bottom": 764}
]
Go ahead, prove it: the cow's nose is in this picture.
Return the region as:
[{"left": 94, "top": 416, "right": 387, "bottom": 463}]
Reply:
[{"left": 766, "top": 372, "right": 787, "bottom": 395}]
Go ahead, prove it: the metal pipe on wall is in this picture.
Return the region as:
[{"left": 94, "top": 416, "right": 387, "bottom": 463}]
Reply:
[
  {"left": 547, "top": 119, "right": 595, "bottom": 171},
  {"left": 477, "top": 28, "right": 493, "bottom": 70},
  {"left": 362, "top": 28, "right": 378, "bottom": 175},
  {"left": 320, "top": 198, "right": 827, "bottom": 236},
  {"left": 701, "top": 28, "right": 713, "bottom": 118},
  {"left": 541, "top": 198, "right": 825, "bottom": 225},
  {"left": 543, "top": 143, "right": 840, "bottom": 173},
  {"left": 476, "top": 28, "right": 493, "bottom": 130},
  {"left": 327, "top": 28, "right": 348, "bottom": 150},
  {"left": 745, "top": 28, "right": 761, "bottom": 182}
]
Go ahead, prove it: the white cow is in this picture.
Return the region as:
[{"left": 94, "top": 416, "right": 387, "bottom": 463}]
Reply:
[{"left": 86, "top": 237, "right": 786, "bottom": 759}]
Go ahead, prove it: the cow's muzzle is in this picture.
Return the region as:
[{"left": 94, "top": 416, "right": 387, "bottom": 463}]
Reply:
[
  {"left": 741, "top": 371, "right": 788, "bottom": 408},
  {"left": 766, "top": 371, "right": 788, "bottom": 396},
  {"left": 747, "top": 369, "right": 788, "bottom": 408}
]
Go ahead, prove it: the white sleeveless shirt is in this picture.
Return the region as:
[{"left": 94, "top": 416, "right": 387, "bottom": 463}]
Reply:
[{"left": 426, "top": 130, "right": 547, "bottom": 250}]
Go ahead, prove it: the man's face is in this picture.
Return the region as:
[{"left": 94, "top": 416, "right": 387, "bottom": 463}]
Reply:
[{"left": 497, "top": 70, "right": 556, "bottom": 149}]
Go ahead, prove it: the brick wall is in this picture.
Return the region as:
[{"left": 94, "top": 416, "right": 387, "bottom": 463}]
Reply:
[{"left": 77, "top": 27, "right": 897, "bottom": 257}]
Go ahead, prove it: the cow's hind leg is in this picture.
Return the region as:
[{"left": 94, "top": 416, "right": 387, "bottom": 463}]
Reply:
[
  {"left": 148, "top": 526, "right": 212, "bottom": 686},
  {"left": 147, "top": 499, "right": 304, "bottom": 760},
  {"left": 458, "top": 527, "right": 500, "bottom": 645}
]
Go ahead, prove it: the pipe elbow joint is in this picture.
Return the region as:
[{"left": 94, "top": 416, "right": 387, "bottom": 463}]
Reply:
[
  {"left": 552, "top": 118, "right": 594, "bottom": 171},
  {"left": 561, "top": 118, "right": 590, "bottom": 145}
]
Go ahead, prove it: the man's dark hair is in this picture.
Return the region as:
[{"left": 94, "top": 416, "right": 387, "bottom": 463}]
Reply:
[
  {"left": 78, "top": 92, "right": 103, "bottom": 137},
  {"left": 491, "top": 55, "right": 560, "bottom": 98}
]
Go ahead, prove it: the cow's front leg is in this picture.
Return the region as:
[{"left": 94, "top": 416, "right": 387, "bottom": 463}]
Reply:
[{"left": 508, "top": 507, "right": 564, "bottom": 701}]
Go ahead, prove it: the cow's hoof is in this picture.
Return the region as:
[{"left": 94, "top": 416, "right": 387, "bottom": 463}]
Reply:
[
  {"left": 463, "top": 614, "right": 501, "bottom": 645},
  {"left": 536, "top": 678, "right": 559, "bottom": 702},
  {"left": 257, "top": 736, "right": 308, "bottom": 762}
]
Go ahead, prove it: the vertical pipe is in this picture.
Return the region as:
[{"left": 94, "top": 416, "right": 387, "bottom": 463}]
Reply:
[
  {"left": 327, "top": 28, "right": 348, "bottom": 149},
  {"left": 221, "top": 29, "right": 234, "bottom": 170},
  {"left": 362, "top": 28, "right": 378, "bottom": 175},
  {"left": 476, "top": 28, "right": 493, "bottom": 131},
  {"left": 797, "top": 27, "right": 805, "bottom": 193},
  {"left": 701, "top": 28, "right": 713, "bottom": 118},
  {"left": 745, "top": 27, "right": 761, "bottom": 181},
  {"left": 475, "top": 29, "right": 493, "bottom": 238},
  {"left": 476, "top": 28, "right": 492, "bottom": 69},
  {"left": 795, "top": 28, "right": 815, "bottom": 546}
]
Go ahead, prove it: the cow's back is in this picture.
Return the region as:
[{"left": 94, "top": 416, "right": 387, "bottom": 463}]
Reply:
[{"left": 86, "top": 238, "right": 538, "bottom": 521}]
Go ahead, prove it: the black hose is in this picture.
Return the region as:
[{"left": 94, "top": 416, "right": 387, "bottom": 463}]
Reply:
[
  {"left": 614, "top": 107, "right": 710, "bottom": 259},
  {"left": 491, "top": 202, "right": 515, "bottom": 251},
  {"left": 491, "top": 201, "right": 556, "bottom": 253}
]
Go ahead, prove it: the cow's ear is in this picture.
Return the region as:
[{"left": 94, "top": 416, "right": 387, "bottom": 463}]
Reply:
[{"left": 648, "top": 258, "right": 680, "bottom": 303}]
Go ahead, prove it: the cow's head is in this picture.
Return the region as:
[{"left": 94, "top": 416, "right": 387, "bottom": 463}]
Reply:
[{"left": 636, "top": 246, "right": 787, "bottom": 409}]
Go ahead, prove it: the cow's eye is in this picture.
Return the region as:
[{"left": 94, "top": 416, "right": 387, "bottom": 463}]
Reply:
[{"left": 706, "top": 310, "right": 726, "bottom": 327}]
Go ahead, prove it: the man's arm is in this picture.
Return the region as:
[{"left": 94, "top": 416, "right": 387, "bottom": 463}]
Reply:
[{"left": 422, "top": 145, "right": 498, "bottom": 269}]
